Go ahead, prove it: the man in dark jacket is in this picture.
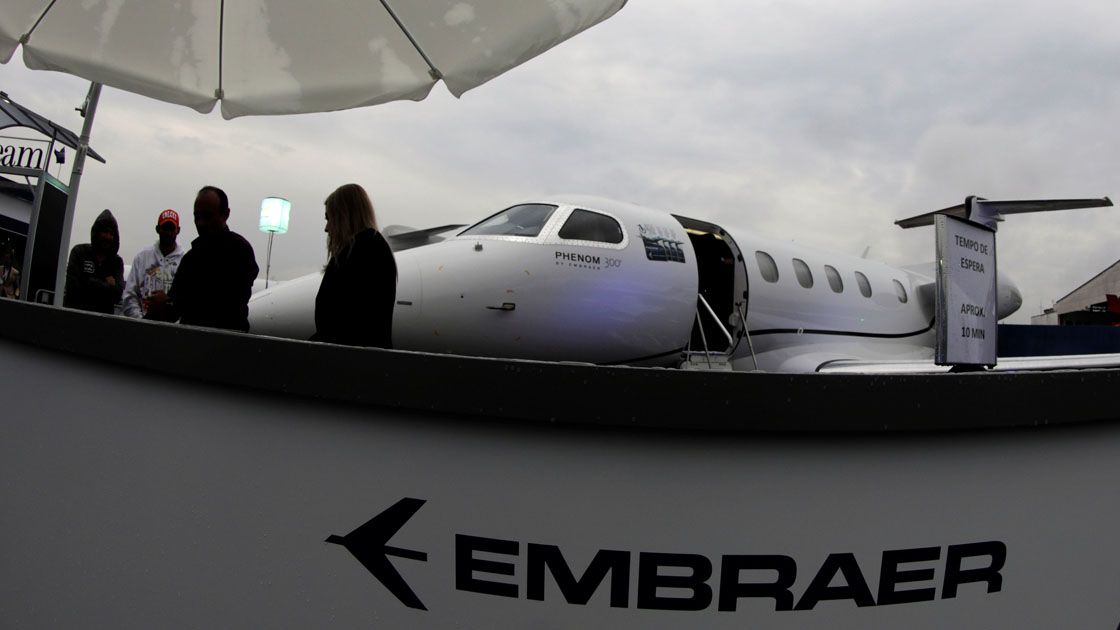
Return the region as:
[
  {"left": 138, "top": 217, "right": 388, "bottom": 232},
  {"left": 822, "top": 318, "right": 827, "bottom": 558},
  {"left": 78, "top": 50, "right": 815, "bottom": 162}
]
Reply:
[
  {"left": 155, "top": 186, "right": 259, "bottom": 332},
  {"left": 63, "top": 209, "right": 124, "bottom": 313}
]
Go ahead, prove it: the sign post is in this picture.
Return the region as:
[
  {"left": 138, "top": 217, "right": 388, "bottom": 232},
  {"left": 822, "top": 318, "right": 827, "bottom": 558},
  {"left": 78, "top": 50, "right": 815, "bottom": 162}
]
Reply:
[
  {"left": 935, "top": 214, "right": 997, "bottom": 367},
  {"left": 50, "top": 82, "right": 101, "bottom": 306}
]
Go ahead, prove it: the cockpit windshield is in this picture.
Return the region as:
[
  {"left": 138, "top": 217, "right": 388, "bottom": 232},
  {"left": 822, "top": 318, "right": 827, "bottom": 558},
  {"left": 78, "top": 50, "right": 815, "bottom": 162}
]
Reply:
[{"left": 460, "top": 204, "right": 557, "bottom": 238}]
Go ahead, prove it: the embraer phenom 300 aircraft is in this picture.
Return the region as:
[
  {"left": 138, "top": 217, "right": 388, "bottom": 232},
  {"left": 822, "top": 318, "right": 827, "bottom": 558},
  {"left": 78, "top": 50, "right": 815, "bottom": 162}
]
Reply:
[{"left": 248, "top": 195, "right": 1108, "bottom": 372}]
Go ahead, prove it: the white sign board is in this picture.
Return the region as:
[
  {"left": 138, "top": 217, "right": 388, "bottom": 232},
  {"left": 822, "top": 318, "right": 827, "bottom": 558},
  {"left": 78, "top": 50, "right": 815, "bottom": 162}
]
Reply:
[{"left": 935, "top": 214, "right": 997, "bottom": 366}]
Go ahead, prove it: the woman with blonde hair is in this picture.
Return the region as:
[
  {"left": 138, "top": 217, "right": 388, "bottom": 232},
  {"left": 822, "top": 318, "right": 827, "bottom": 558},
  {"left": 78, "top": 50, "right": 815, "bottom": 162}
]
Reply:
[{"left": 312, "top": 183, "right": 397, "bottom": 347}]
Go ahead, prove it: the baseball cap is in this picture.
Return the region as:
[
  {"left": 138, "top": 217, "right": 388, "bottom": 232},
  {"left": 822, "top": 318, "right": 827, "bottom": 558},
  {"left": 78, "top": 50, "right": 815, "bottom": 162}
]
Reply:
[{"left": 158, "top": 209, "right": 179, "bottom": 227}]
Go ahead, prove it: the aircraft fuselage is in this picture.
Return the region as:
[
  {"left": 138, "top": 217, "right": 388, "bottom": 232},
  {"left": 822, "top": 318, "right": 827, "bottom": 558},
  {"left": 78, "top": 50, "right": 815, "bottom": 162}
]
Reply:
[{"left": 248, "top": 195, "right": 1023, "bottom": 372}]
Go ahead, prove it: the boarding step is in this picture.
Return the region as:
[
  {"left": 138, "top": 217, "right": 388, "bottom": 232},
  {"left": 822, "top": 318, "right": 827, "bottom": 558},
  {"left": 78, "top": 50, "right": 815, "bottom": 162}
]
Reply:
[{"left": 679, "top": 352, "right": 734, "bottom": 371}]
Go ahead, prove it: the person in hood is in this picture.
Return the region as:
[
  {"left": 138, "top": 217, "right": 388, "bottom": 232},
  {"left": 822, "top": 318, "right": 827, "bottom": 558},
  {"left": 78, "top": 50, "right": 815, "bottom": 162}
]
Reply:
[
  {"left": 121, "top": 209, "right": 185, "bottom": 319},
  {"left": 63, "top": 209, "right": 124, "bottom": 313}
]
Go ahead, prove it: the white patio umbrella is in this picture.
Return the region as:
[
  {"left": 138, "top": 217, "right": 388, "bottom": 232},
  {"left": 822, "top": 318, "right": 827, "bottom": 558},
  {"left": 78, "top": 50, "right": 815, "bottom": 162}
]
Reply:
[
  {"left": 0, "top": 0, "right": 627, "bottom": 118},
  {"left": 0, "top": 0, "right": 626, "bottom": 305}
]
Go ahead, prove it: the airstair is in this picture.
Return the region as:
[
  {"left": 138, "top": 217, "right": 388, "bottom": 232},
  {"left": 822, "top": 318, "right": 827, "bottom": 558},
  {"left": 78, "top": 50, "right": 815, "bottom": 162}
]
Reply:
[{"left": 680, "top": 294, "right": 758, "bottom": 371}]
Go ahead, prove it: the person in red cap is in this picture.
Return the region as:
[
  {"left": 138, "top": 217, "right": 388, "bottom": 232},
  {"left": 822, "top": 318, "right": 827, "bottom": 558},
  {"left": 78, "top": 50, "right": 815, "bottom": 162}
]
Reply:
[{"left": 121, "top": 208, "right": 184, "bottom": 319}]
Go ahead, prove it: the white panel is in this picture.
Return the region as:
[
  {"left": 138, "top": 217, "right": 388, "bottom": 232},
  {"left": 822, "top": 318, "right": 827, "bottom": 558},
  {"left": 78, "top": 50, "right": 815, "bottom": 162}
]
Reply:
[
  {"left": 4, "top": 337, "right": 1120, "bottom": 627},
  {"left": 391, "top": 0, "right": 628, "bottom": 96},
  {"left": 0, "top": 0, "right": 49, "bottom": 63},
  {"left": 0, "top": 193, "right": 33, "bottom": 225},
  {"left": 220, "top": 0, "right": 435, "bottom": 118},
  {"left": 936, "top": 215, "right": 998, "bottom": 366},
  {"left": 19, "top": 0, "right": 220, "bottom": 113}
]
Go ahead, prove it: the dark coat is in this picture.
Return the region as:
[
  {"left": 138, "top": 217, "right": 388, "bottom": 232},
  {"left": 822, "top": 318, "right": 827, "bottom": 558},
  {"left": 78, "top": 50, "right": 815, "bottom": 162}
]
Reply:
[
  {"left": 169, "top": 227, "right": 259, "bottom": 332},
  {"left": 63, "top": 209, "right": 124, "bottom": 313},
  {"left": 313, "top": 228, "right": 397, "bottom": 348}
]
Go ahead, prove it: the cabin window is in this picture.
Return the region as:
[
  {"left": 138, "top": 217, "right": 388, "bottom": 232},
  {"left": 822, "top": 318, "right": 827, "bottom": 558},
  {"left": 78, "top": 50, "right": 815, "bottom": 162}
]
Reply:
[
  {"left": 756, "top": 251, "right": 779, "bottom": 283},
  {"left": 792, "top": 258, "right": 813, "bottom": 288},
  {"left": 893, "top": 279, "right": 908, "bottom": 303},
  {"left": 824, "top": 265, "right": 844, "bottom": 293},
  {"left": 558, "top": 209, "right": 624, "bottom": 244},
  {"left": 461, "top": 203, "right": 557, "bottom": 238},
  {"left": 855, "top": 271, "right": 872, "bottom": 298}
]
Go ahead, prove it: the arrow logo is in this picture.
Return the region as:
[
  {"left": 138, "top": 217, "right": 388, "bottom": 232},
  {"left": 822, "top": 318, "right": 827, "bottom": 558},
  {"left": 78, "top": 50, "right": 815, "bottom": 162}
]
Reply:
[{"left": 326, "top": 497, "right": 429, "bottom": 610}]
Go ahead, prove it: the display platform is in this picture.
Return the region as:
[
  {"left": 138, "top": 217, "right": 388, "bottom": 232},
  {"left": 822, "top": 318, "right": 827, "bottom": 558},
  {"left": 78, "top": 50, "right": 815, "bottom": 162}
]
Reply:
[{"left": 2, "top": 299, "right": 1119, "bottom": 628}]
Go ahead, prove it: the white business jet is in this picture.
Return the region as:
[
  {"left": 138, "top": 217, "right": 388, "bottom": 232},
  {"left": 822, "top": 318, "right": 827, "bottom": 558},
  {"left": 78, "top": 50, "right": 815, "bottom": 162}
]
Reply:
[{"left": 247, "top": 195, "right": 1111, "bottom": 372}]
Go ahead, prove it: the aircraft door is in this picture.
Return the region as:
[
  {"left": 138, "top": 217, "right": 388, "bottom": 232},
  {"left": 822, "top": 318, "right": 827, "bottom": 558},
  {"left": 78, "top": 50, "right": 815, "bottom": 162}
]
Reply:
[{"left": 673, "top": 215, "right": 749, "bottom": 355}]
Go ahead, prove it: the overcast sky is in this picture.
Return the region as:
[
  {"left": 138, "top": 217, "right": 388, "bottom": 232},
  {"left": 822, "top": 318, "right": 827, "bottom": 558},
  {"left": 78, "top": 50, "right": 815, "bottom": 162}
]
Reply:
[{"left": 2, "top": 0, "right": 1118, "bottom": 323}]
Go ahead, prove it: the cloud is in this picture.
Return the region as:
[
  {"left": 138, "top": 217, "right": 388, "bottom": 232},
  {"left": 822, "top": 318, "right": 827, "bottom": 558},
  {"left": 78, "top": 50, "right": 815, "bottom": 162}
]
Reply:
[{"left": 2, "top": 0, "right": 1117, "bottom": 321}]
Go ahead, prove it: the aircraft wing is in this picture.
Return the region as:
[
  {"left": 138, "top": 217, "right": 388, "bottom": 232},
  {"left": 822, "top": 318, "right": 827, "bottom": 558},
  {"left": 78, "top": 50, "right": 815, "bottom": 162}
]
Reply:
[
  {"left": 344, "top": 498, "right": 426, "bottom": 547},
  {"left": 348, "top": 550, "right": 427, "bottom": 610},
  {"left": 382, "top": 224, "right": 467, "bottom": 252},
  {"left": 817, "top": 353, "right": 1120, "bottom": 374}
]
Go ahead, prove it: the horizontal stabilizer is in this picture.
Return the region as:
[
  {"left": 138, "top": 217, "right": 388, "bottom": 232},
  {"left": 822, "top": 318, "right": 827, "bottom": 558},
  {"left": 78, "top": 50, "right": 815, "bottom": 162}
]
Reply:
[
  {"left": 896, "top": 196, "right": 1112, "bottom": 230},
  {"left": 383, "top": 224, "right": 467, "bottom": 252}
]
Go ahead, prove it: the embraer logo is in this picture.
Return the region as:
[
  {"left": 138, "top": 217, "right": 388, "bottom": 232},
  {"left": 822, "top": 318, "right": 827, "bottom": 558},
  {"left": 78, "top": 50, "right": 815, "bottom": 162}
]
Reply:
[
  {"left": 330, "top": 498, "right": 1007, "bottom": 614},
  {"left": 326, "top": 497, "right": 429, "bottom": 610}
]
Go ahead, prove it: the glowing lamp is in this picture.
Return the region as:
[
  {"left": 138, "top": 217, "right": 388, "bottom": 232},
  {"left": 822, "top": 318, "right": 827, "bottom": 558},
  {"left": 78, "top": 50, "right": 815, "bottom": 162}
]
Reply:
[
  {"left": 259, "top": 197, "right": 291, "bottom": 289},
  {"left": 259, "top": 197, "right": 291, "bottom": 234}
]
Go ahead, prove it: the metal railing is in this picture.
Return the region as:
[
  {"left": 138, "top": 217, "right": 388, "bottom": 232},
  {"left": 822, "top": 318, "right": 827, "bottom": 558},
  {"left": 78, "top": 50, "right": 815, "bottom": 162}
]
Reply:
[{"left": 685, "top": 295, "right": 759, "bottom": 371}]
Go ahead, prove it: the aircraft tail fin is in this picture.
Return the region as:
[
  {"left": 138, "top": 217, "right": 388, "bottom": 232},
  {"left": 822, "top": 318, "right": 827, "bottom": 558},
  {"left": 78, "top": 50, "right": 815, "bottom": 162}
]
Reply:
[{"left": 895, "top": 196, "right": 1112, "bottom": 231}]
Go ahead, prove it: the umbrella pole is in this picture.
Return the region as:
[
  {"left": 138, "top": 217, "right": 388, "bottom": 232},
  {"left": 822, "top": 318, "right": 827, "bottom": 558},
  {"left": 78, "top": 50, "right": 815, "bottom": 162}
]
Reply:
[{"left": 51, "top": 81, "right": 102, "bottom": 306}]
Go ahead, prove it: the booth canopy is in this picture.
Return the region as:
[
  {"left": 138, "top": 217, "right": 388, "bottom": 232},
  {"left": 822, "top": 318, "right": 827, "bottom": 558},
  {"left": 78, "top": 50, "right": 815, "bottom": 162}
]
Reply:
[
  {"left": 0, "top": 0, "right": 628, "bottom": 119},
  {"left": 0, "top": 91, "right": 105, "bottom": 163}
]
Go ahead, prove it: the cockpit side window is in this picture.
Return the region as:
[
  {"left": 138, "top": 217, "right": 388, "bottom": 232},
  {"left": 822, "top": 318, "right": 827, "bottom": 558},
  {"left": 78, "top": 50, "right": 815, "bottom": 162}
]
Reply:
[
  {"left": 461, "top": 204, "right": 558, "bottom": 238},
  {"left": 558, "top": 209, "right": 624, "bottom": 244}
]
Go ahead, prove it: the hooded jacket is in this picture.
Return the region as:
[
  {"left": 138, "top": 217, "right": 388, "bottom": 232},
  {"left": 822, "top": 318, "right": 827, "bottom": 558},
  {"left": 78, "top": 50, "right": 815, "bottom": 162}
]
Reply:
[
  {"left": 63, "top": 209, "right": 125, "bottom": 313},
  {"left": 121, "top": 241, "right": 184, "bottom": 318}
]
